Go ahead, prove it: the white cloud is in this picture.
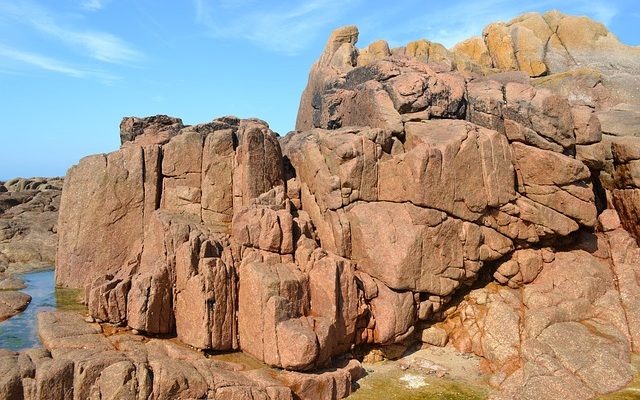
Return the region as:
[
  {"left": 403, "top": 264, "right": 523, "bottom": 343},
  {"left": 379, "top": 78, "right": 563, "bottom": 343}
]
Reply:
[
  {"left": 56, "top": 30, "right": 141, "bottom": 64},
  {"left": 193, "top": 0, "right": 362, "bottom": 55},
  {"left": 0, "top": 0, "right": 141, "bottom": 64},
  {"left": 0, "top": 43, "right": 117, "bottom": 82}
]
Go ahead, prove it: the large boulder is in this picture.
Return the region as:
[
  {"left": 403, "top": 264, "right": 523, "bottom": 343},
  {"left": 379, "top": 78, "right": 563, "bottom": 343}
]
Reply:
[
  {"left": 512, "top": 142, "right": 596, "bottom": 227},
  {"left": 0, "top": 290, "right": 31, "bottom": 322},
  {"left": 467, "top": 79, "right": 576, "bottom": 152},
  {"left": 349, "top": 202, "right": 510, "bottom": 295},
  {"left": 119, "top": 115, "right": 184, "bottom": 145},
  {"left": 56, "top": 146, "right": 151, "bottom": 288},
  {"left": 238, "top": 261, "right": 317, "bottom": 370}
]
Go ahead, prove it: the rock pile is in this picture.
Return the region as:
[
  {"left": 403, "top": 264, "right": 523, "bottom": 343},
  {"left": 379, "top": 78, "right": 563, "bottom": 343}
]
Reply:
[{"left": 39, "top": 10, "right": 640, "bottom": 400}]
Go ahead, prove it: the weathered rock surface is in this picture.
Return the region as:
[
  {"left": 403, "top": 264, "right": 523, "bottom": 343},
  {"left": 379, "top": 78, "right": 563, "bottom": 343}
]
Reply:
[
  {"left": 119, "top": 114, "right": 184, "bottom": 145},
  {"left": 0, "top": 177, "right": 62, "bottom": 273},
  {"left": 602, "top": 118, "right": 640, "bottom": 244},
  {"left": 439, "top": 222, "right": 640, "bottom": 399}
]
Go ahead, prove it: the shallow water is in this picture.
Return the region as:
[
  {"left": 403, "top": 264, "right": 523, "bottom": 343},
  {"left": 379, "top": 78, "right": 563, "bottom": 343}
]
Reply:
[{"left": 0, "top": 269, "right": 84, "bottom": 350}]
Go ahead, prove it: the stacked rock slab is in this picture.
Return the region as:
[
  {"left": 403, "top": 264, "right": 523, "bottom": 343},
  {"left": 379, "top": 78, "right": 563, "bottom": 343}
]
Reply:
[
  {"left": 0, "top": 310, "right": 365, "bottom": 400},
  {"left": 55, "top": 115, "right": 367, "bottom": 398},
  {"left": 52, "top": 12, "right": 640, "bottom": 400},
  {"left": 57, "top": 116, "right": 284, "bottom": 341}
]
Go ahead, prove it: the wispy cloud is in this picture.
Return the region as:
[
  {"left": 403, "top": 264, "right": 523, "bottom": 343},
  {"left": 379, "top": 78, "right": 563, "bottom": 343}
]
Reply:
[
  {"left": 80, "top": 0, "right": 109, "bottom": 12},
  {"left": 193, "top": 0, "right": 362, "bottom": 55},
  {"left": 0, "top": 43, "right": 117, "bottom": 82},
  {"left": 0, "top": 0, "right": 141, "bottom": 64},
  {"left": 570, "top": 1, "right": 618, "bottom": 25}
]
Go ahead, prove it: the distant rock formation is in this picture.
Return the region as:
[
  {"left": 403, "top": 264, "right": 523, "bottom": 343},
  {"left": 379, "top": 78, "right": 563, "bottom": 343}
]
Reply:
[
  {"left": 15, "top": 10, "right": 637, "bottom": 400},
  {"left": 0, "top": 177, "right": 62, "bottom": 274}
]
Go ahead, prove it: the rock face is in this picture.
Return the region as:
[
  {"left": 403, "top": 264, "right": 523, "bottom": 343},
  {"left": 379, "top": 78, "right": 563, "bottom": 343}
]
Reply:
[
  {"left": 0, "top": 177, "right": 62, "bottom": 274},
  {"left": 48, "top": 11, "right": 640, "bottom": 400}
]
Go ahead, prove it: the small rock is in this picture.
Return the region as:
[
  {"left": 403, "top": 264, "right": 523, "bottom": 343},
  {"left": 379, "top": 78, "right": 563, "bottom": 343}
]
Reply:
[
  {"left": 84, "top": 315, "right": 95, "bottom": 323},
  {"left": 421, "top": 326, "right": 448, "bottom": 347},
  {"left": 599, "top": 209, "right": 622, "bottom": 232},
  {"left": 0, "top": 291, "right": 32, "bottom": 321},
  {"left": 0, "top": 276, "right": 27, "bottom": 291},
  {"left": 362, "top": 349, "right": 385, "bottom": 364}
]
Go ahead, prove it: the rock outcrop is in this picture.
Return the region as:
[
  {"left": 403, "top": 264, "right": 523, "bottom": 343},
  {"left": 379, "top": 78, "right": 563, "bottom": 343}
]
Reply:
[
  {"left": 42, "top": 10, "right": 640, "bottom": 400},
  {"left": 0, "top": 177, "right": 62, "bottom": 274}
]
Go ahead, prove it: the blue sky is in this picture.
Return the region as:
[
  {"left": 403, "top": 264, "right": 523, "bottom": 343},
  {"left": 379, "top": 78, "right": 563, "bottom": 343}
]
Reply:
[{"left": 0, "top": 0, "right": 638, "bottom": 180}]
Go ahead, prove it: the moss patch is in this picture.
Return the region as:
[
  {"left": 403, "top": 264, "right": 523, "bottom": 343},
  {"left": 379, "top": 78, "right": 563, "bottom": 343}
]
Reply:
[
  {"left": 348, "top": 364, "right": 488, "bottom": 400},
  {"left": 55, "top": 287, "right": 86, "bottom": 312}
]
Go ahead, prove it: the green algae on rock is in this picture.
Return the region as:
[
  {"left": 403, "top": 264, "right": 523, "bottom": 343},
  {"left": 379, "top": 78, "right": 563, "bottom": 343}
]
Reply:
[
  {"left": 54, "top": 286, "right": 85, "bottom": 313},
  {"left": 347, "top": 367, "right": 488, "bottom": 400}
]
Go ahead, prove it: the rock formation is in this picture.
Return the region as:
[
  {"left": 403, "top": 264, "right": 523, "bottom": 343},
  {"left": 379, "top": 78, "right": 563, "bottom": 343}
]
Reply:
[
  {"left": 0, "top": 9, "right": 630, "bottom": 400},
  {"left": 439, "top": 216, "right": 640, "bottom": 400},
  {"left": 286, "top": 13, "right": 640, "bottom": 399},
  {"left": 0, "top": 177, "right": 62, "bottom": 274}
]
